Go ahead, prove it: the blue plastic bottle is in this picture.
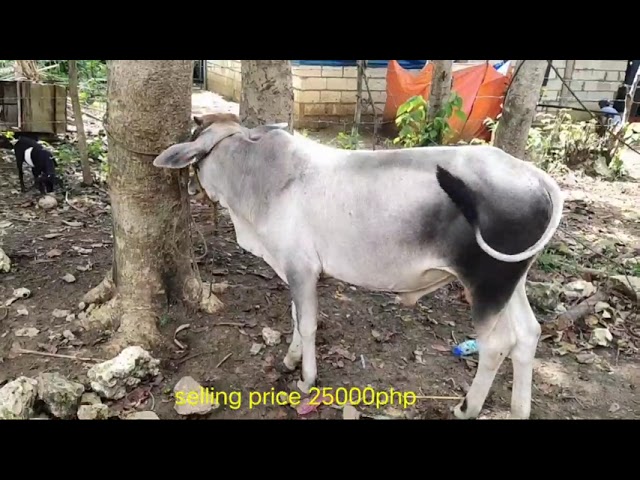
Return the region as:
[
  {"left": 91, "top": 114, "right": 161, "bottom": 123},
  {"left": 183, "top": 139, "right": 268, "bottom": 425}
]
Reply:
[{"left": 452, "top": 339, "right": 478, "bottom": 357}]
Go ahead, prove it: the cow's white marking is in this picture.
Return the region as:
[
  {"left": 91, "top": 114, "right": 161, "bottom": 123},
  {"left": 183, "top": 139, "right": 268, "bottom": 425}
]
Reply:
[{"left": 24, "top": 147, "right": 35, "bottom": 168}]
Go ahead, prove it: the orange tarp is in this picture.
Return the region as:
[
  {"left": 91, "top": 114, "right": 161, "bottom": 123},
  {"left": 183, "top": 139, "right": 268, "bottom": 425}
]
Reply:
[{"left": 383, "top": 61, "right": 513, "bottom": 143}]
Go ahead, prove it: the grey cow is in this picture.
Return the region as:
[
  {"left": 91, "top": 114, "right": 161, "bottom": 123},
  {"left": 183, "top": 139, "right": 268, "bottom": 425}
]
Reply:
[{"left": 153, "top": 114, "right": 564, "bottom": 420}]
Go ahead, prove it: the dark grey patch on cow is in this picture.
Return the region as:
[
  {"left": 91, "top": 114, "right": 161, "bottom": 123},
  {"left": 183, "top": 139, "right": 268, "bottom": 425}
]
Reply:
[{"left": 422, "top": 164, "right": 554, "bottom": 322}]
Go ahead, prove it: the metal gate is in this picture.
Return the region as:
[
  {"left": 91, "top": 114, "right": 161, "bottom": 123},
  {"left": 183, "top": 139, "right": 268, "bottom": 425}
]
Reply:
[{"left": 193, "top": 60, "right": 206, "bottom": 88}]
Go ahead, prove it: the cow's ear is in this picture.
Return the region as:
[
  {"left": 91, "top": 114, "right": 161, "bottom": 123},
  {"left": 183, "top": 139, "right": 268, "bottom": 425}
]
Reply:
[
  {"left": 248, "top": 123, "right": 289, "bottom": 140},
  {"left": 153, "top": 127, "right": 240, "bottom": 169}
]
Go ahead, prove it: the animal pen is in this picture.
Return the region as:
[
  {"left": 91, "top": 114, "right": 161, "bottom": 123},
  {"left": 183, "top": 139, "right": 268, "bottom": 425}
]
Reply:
[{"left": 0, "top": 80, "right": 67, "bottom": 136}]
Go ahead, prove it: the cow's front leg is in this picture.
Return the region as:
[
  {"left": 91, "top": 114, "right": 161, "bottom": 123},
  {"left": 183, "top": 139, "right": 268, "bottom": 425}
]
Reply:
[
  {"left": 283, "top": 301, "right": 302, "bottom": 371},
  {"left": 286, "top": 266, "right": 320, "bottom": 394}
]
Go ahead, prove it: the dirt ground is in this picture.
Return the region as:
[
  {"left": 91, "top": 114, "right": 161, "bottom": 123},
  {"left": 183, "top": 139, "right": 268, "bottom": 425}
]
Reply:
[{"left": 0, "top": 89, "right": 639, "bottom": 420}]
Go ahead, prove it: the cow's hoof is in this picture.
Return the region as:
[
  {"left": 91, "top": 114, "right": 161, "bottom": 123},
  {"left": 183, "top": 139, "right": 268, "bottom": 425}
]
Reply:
[
  {"left": 296, "top": 379, "right": 313, "bottom": 394},
  {"left": 452, "top": 398, "right": 477, "bottom": 420},
  {"left": 283, "top": 355, "right": 299, "bottom": 372}
]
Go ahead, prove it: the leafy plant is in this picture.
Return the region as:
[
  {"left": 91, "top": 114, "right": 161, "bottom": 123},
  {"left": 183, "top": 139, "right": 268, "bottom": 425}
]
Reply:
[
  {"left": 335, "top": 130, "right": 360, "bottom": 150},
  {"left": 525, "top": 110, "right": 632, "bottom": 179},
  {"left": 393, "top": 93, "right": 467, "bottom": 147}
]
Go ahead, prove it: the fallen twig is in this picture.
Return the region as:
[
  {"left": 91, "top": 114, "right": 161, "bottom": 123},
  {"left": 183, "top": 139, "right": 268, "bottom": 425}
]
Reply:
[
  {"left": 414, "top": 395, "right": 463, "bottom": 401},
  {"left": 13, "top": 347, "right": 105, "bottom": 362},
  {"left": 81, "top": 109, "right": 104, "bottom": 123},
  {"left": 175, "top": 349, "right": 216, "bottom": 366},
  {"left": 65, "top": 191, "right": 92, "bottom": 217},
  {"left": 553, "top": 289, "right": 609, "bottom": 331},
  {"left": 212, "top": 321, "right": 256, "bottom": 328},
  {"left": 216, "top": 352, "right": 233, "bottom": 368},
  {"left": 5, "top": 214, "right": 48, "bottom": 225}
]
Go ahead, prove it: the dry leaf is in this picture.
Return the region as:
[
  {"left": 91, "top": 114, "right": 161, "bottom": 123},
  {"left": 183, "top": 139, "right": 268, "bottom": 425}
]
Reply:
[
  {"left": 46, "top": 248, "right": 62, "bottom": 258},
  {"left": 342, "top": 404, "right": 361, "bottom": 420},
  {"left": 431, "top": 344, "right": 450, "bottom": 353},
  {"left": 63, "top": 221, "right": 83, "bottom": 228},
  {"left": 44, "top": 233, "right": 63, "bottom": 239}
]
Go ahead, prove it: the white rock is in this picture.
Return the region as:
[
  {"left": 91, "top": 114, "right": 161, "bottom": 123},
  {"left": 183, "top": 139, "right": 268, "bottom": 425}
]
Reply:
[
  {"left": 66, "top": 314, "right": 76, "bottom": 322},
  {"left": 77, "top": 404, "right": 109, "bottom": 420},
  {"left": 62, "top": 273, "right": 76, "bottom": 283},
  {"left": 36, "top": 372, "right": 85, "bottom": 419},
  {"left": 0, "top": 376, "right": 39, "bottom": 419},
  {"left": 87, "top": 346, "right": 160, "bottom": 400},
  {"left": 62, "top": 330, "right": 76, "bottom": 341},
  {"left": 15, "top": 327, "right": 39, "bottom": 337},
  {"left": 38, "top": 195, "right": 58, "bottom": 210},
  {"left": 80, "top": 392, "right": 102, "bottom": 405},
  {"left": 173, "top": 376, "right": 218, "bottom": 415},
  {"left": 0, "top": 247, "right": 10, "bottom": 273},
  {"left": 250, "top": 343, "right": 264, "bottom": 355},
  {"left": 261, "top": 327, "right": 281, "bottom": 346},
  {"left": 17, "top": 308, "right": 29, "bottom": 316},
  {"left": 125, "top": 411, "right": 160, "bottom": 420},
  {"left": 52, "top": 309, "right": 70, "bottom": 319}
]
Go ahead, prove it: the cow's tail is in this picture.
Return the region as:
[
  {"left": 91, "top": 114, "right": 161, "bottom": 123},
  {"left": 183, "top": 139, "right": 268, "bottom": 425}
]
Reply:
[{"left": 435, "top": 164, "right": 564, "bottom": 263}]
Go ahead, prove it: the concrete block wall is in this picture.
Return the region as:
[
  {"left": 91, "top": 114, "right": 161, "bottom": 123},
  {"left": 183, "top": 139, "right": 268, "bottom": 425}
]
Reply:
[
  {"left": 540, "top": 60, "right": 627, "bottom": 116},
  {"left": 206, "top": 60, "right": 241, "bottom": 102},
  {"left": 292, "top": 64, "right": 397, "bottom": 128}
]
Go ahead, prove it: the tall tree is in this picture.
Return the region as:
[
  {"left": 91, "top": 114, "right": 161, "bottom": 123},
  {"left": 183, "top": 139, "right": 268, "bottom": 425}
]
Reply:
[
  {"left": 68, "top": 60, "right": 93, "bottom": 186},
  {"left": 240, "top": 60, "right": 294, "bottom": 133},
  {"left": 493, "top": 60, "right": 547, "bottom": 159},
  {"left": 428, "top": 60, "right": 453, "bottom": 121},
  {"left": 82, "top": 60, "right": 222, "bottom": 353}
]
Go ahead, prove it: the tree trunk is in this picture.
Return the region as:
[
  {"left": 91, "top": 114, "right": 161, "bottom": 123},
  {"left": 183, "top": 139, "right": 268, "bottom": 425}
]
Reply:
[
  {"left": 240, "top": 60, "right": 294, "bottom": 133},
  {"left": 493, "top": 60, "right": 547, "bottom": 159},
  {"left": 622, "top": 69, "right": 639, "bottom": 125},
  {"left": 82, "top": 60, "right": 222, "bottom": 354},
  {"left": 428, "top": 60, "right": 453, "bottom": 121},
  {"left": 14, "top": 60, "right": 40, "bottom": 81},
  {"left": 68, "top": 60, "right": 93, "bottom": 186}
]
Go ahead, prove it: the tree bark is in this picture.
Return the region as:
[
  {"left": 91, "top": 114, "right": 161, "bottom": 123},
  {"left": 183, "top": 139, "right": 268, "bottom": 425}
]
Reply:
[
  {"left": 428, "top": 60, "right": 453, "bottom": 121},
  {"left": 82, "top": 60, "right": 222, "bottom": 353},
  {"left": 493, "top": 60, "right": 547, "bottom": 159},
  {"left": 68, "top": 60, "right": 93, "bottom": 186},
  {"left": 240, "top": 60, "right": 294, "bottom": 133},
  {"left": 14, "top": 60, "right": 40, "bottom": 81}
]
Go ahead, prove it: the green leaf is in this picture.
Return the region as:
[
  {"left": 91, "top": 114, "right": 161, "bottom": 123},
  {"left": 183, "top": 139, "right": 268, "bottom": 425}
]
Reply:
[{"left": 455, "top": 110, "right": 467, "bottom": 120}]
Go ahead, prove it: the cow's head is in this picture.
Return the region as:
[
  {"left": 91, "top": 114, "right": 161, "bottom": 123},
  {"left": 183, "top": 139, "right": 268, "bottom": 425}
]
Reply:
[{"left": 153, "top": 114, "right": 289, "bottom": 170}]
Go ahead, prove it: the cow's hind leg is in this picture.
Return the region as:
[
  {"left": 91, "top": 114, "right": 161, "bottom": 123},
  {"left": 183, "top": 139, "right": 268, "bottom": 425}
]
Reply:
[
  {"left": 507, "top": 277, "right": 541, "bottom": 419},
  {"left": 453, "top": 275, "right": 538, "bottom": 419},
  {"left": 453, "top": 304, "right": 515, "bottom": 420}
]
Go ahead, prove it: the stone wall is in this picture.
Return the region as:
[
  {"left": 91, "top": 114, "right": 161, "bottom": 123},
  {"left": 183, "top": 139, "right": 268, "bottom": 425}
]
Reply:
[{"left": 206, "top": 60, "right": 629, "bottom": 127}]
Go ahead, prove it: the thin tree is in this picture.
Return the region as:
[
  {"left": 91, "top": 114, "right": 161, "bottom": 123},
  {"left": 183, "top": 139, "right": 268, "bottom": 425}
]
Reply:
[
  {"left": 493, "top": 60, "right": 547, "bottom": 159},
  {"left": 240, "top": 60, "right": 294, "bottom": 132},
  {"left": 428, "top": 60, "right": 453, "bottom": 121},
  {"left": 82, "top": 60, "right": 222, "bottom": 353},
  {"left": 68, "top": 60, "right": 93, "bottom": 186}
]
